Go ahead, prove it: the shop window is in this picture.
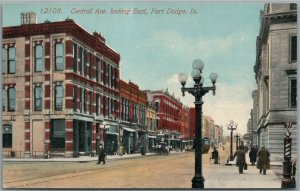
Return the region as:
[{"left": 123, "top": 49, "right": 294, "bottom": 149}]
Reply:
[{"left": 51, "top": 119, "right": 65, "bottom": 149}]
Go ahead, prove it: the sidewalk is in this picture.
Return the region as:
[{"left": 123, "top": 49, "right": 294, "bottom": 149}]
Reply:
[
  {"left": 2, "top": 150, "right": 182, "bottom": 162},
  {"left": 205, "top": 150, "right": 282, "bottom": 189}
]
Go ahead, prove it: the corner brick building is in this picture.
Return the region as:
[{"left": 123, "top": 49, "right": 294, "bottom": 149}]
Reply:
[{"left": 2, "top": 12, "right": 120, "bottom": 158}]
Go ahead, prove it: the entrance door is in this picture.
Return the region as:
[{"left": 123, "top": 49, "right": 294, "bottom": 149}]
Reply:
[{"left": 31, "top": 120, "right": 44, "bottom": 157}]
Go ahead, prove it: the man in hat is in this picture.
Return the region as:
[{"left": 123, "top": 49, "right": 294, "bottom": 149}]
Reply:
[{"left": 97, "top": 144, "right": 106, "bottom": 165}]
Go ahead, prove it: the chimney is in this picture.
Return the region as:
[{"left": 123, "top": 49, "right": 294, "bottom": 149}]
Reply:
[
  {"left": 21, "top": 11, "right": 37, "bottom": 25},
  {"left": 93, "top": 32, "right": 106, "bottom": 43}
]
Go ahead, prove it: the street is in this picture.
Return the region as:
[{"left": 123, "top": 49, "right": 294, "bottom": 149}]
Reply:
[{"left": 3, "top": 144, "right": 282, "bottom": 189}]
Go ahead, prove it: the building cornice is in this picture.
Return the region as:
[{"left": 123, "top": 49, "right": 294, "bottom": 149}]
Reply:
[{"left": 3, "top": 20, "right": 120, "bottom": 64}]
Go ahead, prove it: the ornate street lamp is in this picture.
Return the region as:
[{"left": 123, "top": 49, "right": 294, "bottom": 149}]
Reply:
[
  {"left": 178, "top": 59, "right": 218, "bottom": 188},
  {"left": 226, "top": 120, "right": 237, "bottom": 161},
  {"left": 102, "top": 121, "right": 109, "bottom": 155}
]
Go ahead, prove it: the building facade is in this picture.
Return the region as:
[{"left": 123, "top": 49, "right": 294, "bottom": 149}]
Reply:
[
  {"left": 145, "top": 89, "right": 184, "bottom": 149},
  {"left": 119, "top": 80, "right": 147, "bottom": 154},
  {"left": 2, "top": 12, "right": 120, "bottom": 158},
  {"left": 254, "top": 3, "right": 297, "bottom": 161},
  {"left": 146, "top": 103, "right": 158, "bottom": 152}
]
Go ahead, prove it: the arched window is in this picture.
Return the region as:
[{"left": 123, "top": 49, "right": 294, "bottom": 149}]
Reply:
[
  {"left": 55, "top": 85, "right": 63, "bottom": 111},
  {"left": 3, "top": 124, "right": 12, "bottom": 148},
  {"left": 35, "top": 44, "right": 43, "bottom": 72},
  {"left": 8, "top": 87, "right": 15, "bottom": 111},
  {"left": 55, "top": 43, "right": 64, "bottom": 71},
  {"left": 34, "top": 86, "right": 43, "bottom": 111}
]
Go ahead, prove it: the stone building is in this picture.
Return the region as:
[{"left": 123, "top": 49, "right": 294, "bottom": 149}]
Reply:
[
  {"left": 2, "top": 12, "right": 120, "bottom": 158},
  {"left": 254, "top": 3, "right": 297, "bottom": 161}
]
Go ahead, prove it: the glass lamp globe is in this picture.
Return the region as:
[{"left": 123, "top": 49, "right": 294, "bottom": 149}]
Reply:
[{"left": 192, "top": 59, "right": 204, "bottom": 71}]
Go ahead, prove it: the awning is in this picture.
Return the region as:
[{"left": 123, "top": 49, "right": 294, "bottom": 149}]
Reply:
[
  {"left": 182, "top": 140, "right": 188, "bottom": 143},
  {"left": 106, "top": 132, "right": 119, "bottom": 136},
  {"left": 147, "top": 135, "right": 157, "bottom": 139},
  {"left": 122, "top": 127, "right": 136, "bottom": 132}
]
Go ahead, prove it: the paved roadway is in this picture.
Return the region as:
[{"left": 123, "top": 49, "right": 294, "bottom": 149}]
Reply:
[{"left": 3, "top": 144, "right": 283, "bottom": 189}]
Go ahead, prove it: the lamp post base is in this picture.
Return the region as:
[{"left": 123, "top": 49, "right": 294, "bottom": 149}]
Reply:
[{"left": 192, "top": 176, "right": 205, "bottom": 188}]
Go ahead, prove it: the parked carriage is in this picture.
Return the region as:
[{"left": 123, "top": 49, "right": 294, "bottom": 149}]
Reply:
[{"left": 152, "top": 142, "right": 169, "bottom": 155}]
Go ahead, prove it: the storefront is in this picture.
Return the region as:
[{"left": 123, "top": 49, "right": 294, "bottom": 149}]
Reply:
[
  {"left": 147, "top": 134, "right": 157, "bottom": 152},
  {"left": 73, "top": 119, "right": 92, "bottom": 157},
  {"left": 105, "top": 125, "right": 119, "bottom": 155},
  {"left": 122, "top": 127, "right": 136, "bottom": 154}
]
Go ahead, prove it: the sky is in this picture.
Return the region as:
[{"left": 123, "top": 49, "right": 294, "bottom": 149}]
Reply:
[{"left": 2, "top": 2, "right": 264, "bottom": 135}]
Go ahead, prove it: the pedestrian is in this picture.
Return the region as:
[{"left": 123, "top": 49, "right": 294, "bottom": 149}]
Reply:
[
  {"left": 256, "top": 146, "right": 270, "bottom": 175},
  {"left": 233, "top": 145, "right": 246, "bottom": 174},
  {"left": 212, "top": 147, "right": 219, "bottom": 164},
  {"left": 249, "top": 146, "right": 257, "bottom": 166},
  {"left": 97, "top": 144, "right": 106, "bottom": 165}
]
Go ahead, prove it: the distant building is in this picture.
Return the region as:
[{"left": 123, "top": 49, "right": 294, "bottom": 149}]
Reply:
[
  {"left": 254, "top": 3, "right": 297, "bottom": 161},
  {"left": 2, "top": 12, "right": 121, "bottom": 158},
  {"left": 145, "top": 89, "right": 185, "bottom": 149},
  {"left": 119, "top": 80, "right": 147, "bottom": 154},
  {"left": 146, "top": 103, "right": 158, "bottom": 151}
]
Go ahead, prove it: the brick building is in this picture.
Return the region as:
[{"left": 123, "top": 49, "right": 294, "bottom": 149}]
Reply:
[
  {"left": 145, "top": 89, "right": 187, "bottom": 149},
  {"left": 119, "top": 80, "right": 147, "bottom": 154},
  {"left": 2, "top": 12, "right": 120, "bottom": 158}
]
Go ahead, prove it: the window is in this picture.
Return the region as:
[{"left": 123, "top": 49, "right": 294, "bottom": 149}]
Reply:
[
  {"left": 290, "top": 3, "right": 297, "bottom": 10},
  {"left": 8, "top": 47, "right": 16, "bottom": 74},
  {"left": 73, "top": 43, "right": 78, "bottom": 72},
  {"left": 79, "top": 47, "right": 83, "bottom": 75},
  {"left": 2, "top": 88, "right": 6, "bottom": 111},
  {"left": 73, "top": 86, "right": 77, "bottom": 112},
  {"left": 103, "top": 96, "right": 106, "bottom": 116},
  {"left": 83, "top": 49, "right": 87, "bottom": 76},
  {"left": 79, "top": 88, "right": 83, "bottom": 113},
  {"left": 83, "top": 89, "right": 87, "bottom": 113},
  {"left": 54, "top": 85, "right": 63, "bottom": 111},
  {"left": 8, "top": 87, "right": 15, "bottom": 111},
  {"left": 35, "top": 44, "right": 43, "bottom": 72},
  {"left": 103, "top": 62, "right": 106, "bottom": 85},
  {"left": 89, "top": 53, "right": 93, "bottom": 79},
  {"left": 3, "top": 124, "right": 12, "bottom": 148},
  {"left": 2, "top": 48, "right": 7, "bottom": 74},
  {"left": 89, "top": 91, "right": 92, "bottom": 114},
  {"left": 109, "top": 65, "right": 112, "bottom": 87},
  {"left": 96, "top": 94, "right": 100, "bottom": 116},
  {"left": 34, "top": 86, "right": 43, "bottom": 111},
  {"left": 55, "top": 43, "right": 64, "bottom": 71},
  {"left": 290, "top": 79, "right": 297, "bottom": 108},
  {"left": 291, "top": 36, "right": 297, "bottom": 62},
  {"left": 96, "top": 57, "right": 100, "bottom": 83}
]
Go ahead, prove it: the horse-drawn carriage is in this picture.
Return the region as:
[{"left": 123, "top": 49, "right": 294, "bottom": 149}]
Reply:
[{"left": 152, "top": 142, "right": 169, "bottom": 155}]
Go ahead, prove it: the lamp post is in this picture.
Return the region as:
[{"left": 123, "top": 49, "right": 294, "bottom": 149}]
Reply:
[
  {"left": 227, "top": 120, "right": 237, "bottom": 161},
  {"left": 235, "top": 134, "right": 240, "bottom": 150},
  {"left": 178, "top": 59, "right": 218, "bottom": 188},
  {"left": 102, "top": 122, "right": 109, "bottom": 155}
]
